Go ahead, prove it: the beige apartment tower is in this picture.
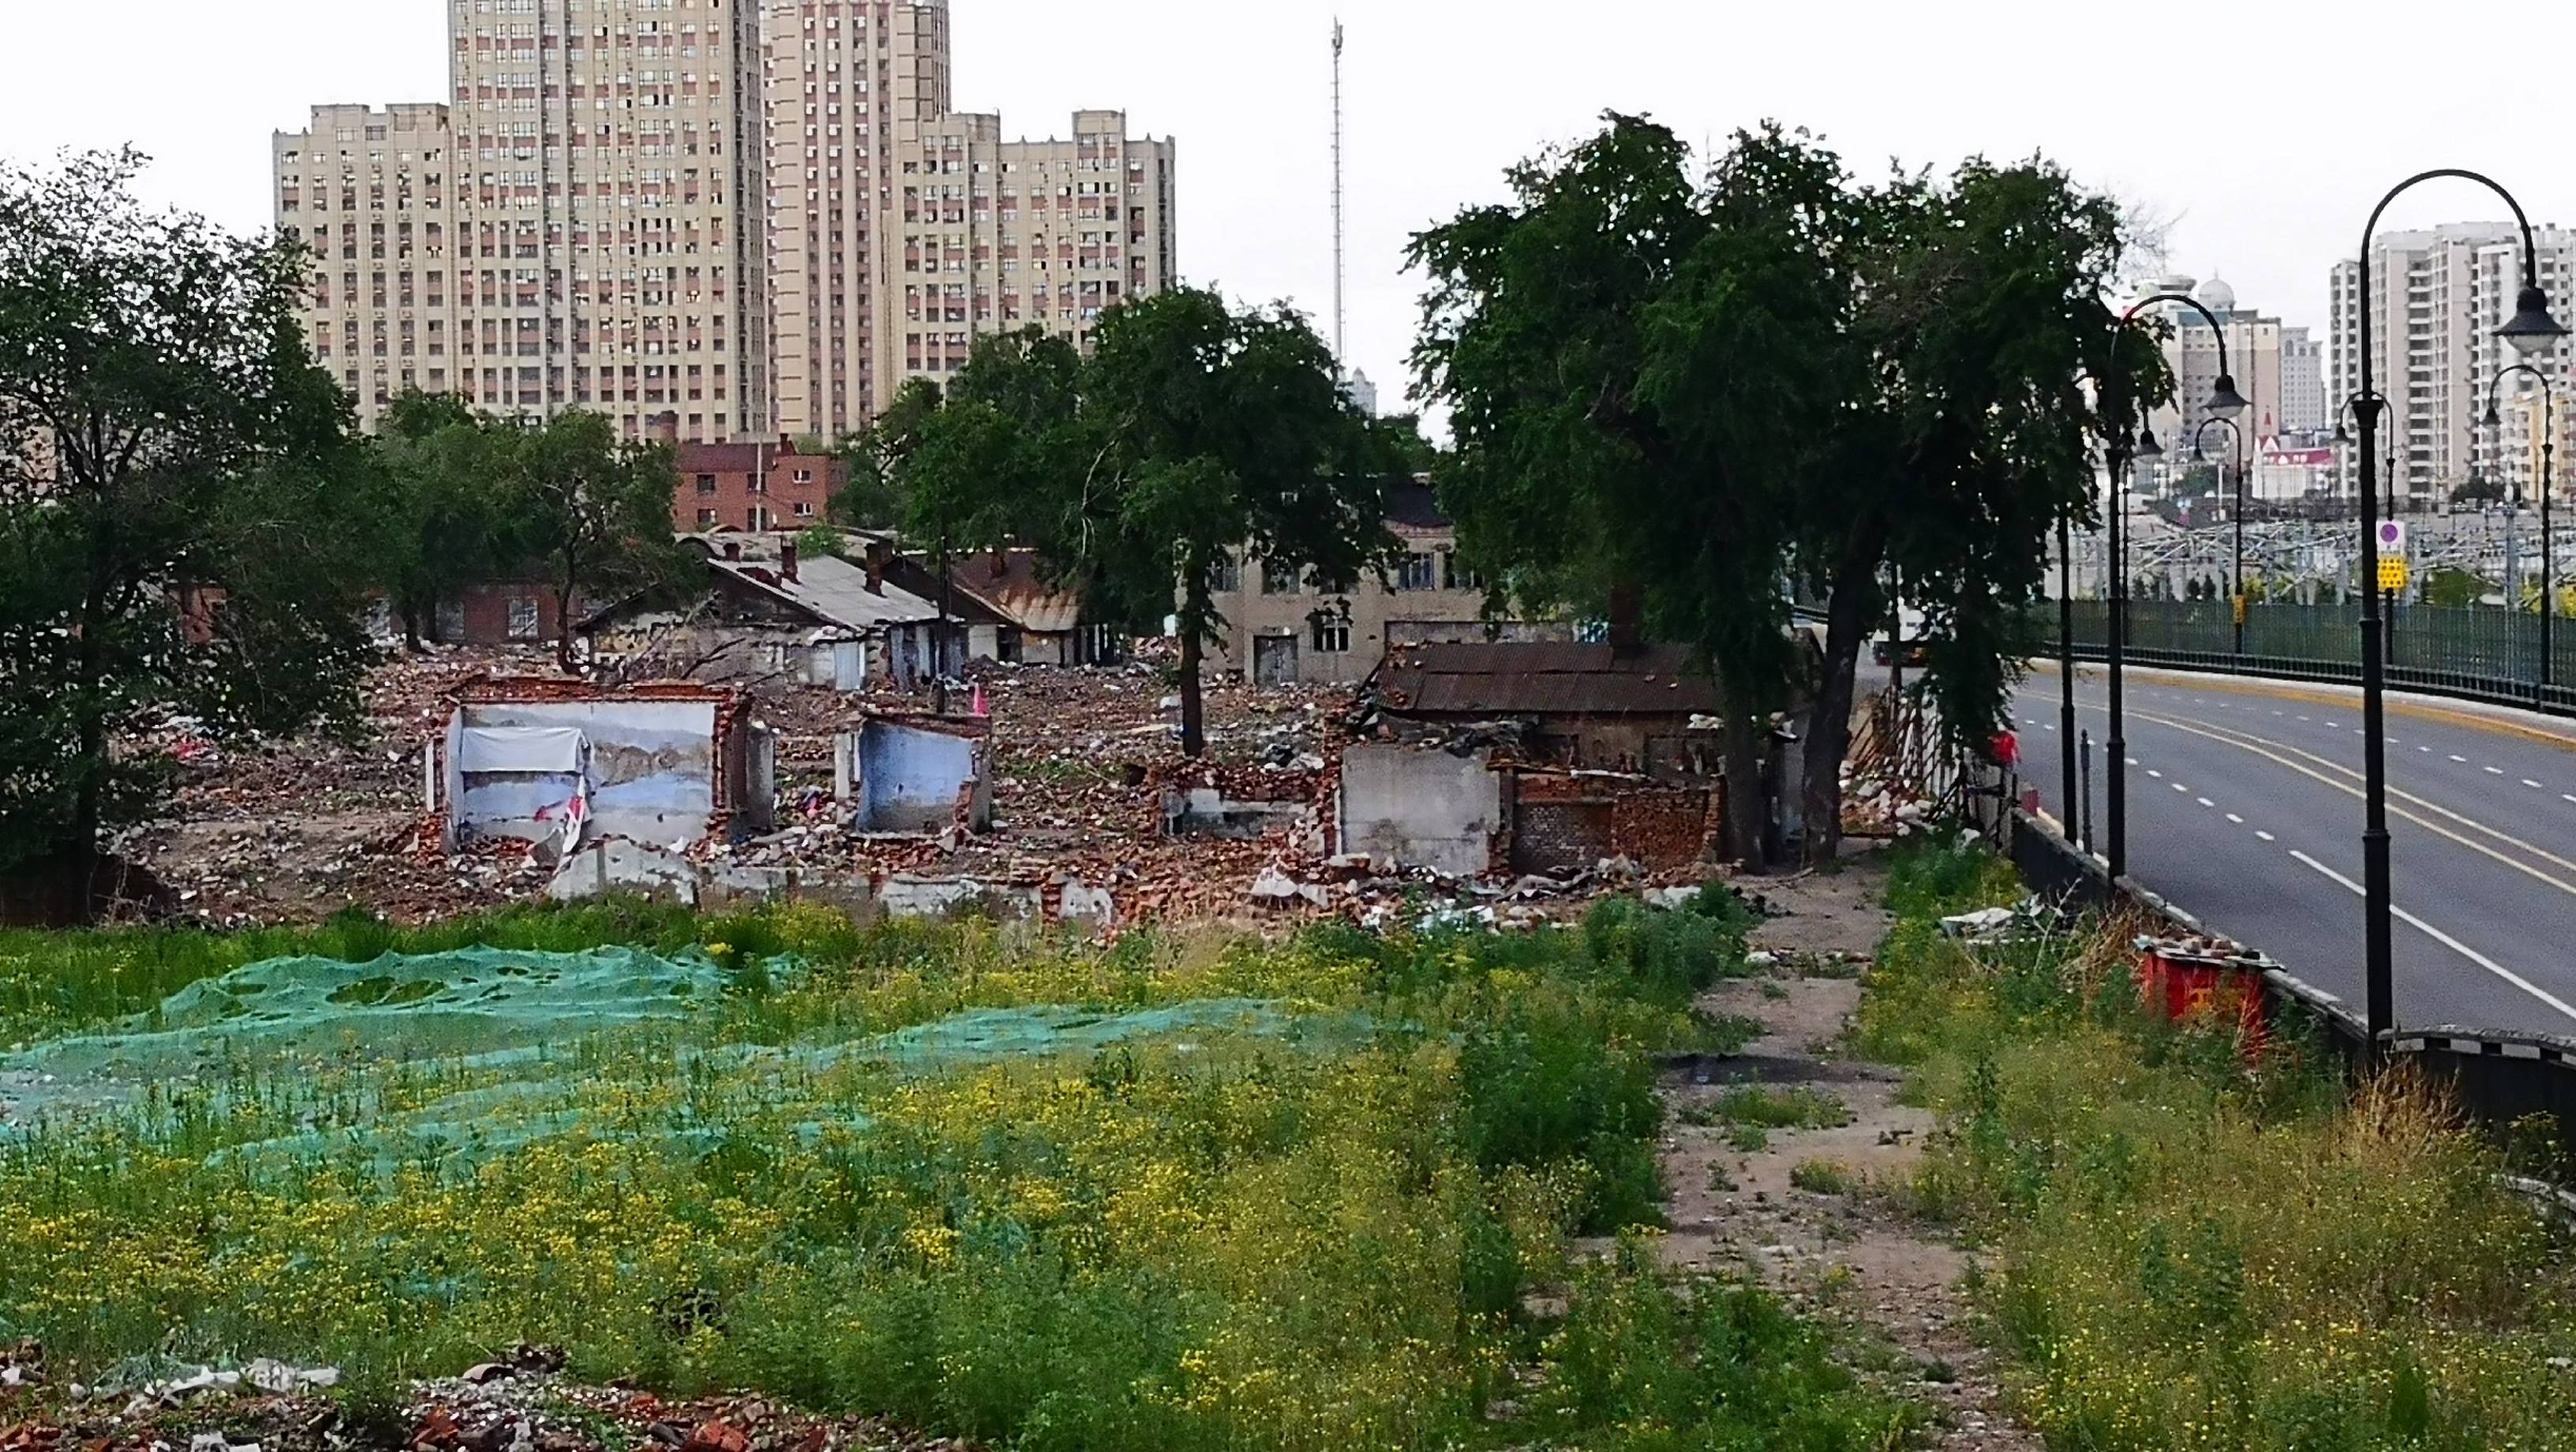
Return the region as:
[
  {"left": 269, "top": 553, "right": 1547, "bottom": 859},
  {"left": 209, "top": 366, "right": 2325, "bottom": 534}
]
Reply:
[
  {"left": 282, "top": 0, "right": 769, "bottom": 445},
  {"left": 765, "top": 0, "right": 951, "bottom": 441},
  {"left": 273, "top": 103, "right": 462, "bottom": 436},
  {"left": 279, "top": 2, "right": 1174, "bottom": 444},
  {"left": 877, "top": 109, "right": 1176, "bottom": 403}
]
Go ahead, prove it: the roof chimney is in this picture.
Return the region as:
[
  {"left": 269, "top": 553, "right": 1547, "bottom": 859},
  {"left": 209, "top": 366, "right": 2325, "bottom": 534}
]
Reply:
[
  {"left": 1607, "top": 580, "right": 1646, "bottom": 658},
  {"left": 987, "top": 547, "right": 1009, "bottom": 580},
  {"left": 722, "top": 540, "right": 743, "bottom": 562},
  {"left": 780, "top": 538, "right": 800, "bottom": 584}
]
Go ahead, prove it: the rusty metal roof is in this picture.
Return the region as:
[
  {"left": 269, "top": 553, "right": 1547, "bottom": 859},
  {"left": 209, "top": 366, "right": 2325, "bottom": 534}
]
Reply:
[
  {"left": 1369, "top": 642, "right": 1722, "bottom": 717},
  {"left": 452, "top": 675, "right": 738, "bottom": 705}
]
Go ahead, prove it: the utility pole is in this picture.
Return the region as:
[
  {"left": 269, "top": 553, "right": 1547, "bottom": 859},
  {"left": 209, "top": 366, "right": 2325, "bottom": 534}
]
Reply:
[{"left": 1331, "top": 18, "right": 1347, "bottom": 367}]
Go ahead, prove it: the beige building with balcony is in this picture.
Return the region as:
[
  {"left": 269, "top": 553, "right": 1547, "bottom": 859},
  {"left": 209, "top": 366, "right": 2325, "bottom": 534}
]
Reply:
[
  {"left": 273, "top": 103, "right": 461, "bottom": 436},
  {"left": 279, "top": 0, "right": 769, "bottom": 445},
  {"left": 1206, "top": 485, "right": 1570, "bottom": 687},
  {"left": 278, "top": 4, "right": 1170, "bottom": 446},
  {"left": 2331, "top": 225, "right": 2576, "bottom": 506},
  {"left": 877, "top": 108, "right": 1177, "bottom": 399},
  {"left": 764, "top": 0, "right": 949, "bottom": 441}
]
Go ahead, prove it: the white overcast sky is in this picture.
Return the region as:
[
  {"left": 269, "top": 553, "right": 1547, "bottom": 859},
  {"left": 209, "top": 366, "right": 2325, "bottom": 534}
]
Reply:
[{"left": 10, "top": 0, "right": 2576, "bottom": 424}]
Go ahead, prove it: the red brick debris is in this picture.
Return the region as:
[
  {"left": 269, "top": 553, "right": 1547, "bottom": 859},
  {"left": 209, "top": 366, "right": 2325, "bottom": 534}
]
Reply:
[{"left": 0, "top": 1340, "right": 968, "bottom": 1452}]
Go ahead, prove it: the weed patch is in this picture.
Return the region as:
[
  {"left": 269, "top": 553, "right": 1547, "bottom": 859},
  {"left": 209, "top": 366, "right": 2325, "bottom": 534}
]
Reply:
[
  {"left": 1867, "top": 841, "right": 2576, "bottom": 1451},
  {"left": 0, "top": 893, "right": 1921, "bottom": 1452}
]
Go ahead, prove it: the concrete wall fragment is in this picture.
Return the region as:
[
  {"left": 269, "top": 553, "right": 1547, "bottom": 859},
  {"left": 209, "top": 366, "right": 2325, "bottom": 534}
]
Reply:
[{"left": 1336, "top": 743, "right": 1506, "bottom": 878}]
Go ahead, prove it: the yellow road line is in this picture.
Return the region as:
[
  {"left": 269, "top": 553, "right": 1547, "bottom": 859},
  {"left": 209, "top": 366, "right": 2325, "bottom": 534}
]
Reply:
[
  {"left": 2132, "top": 710, "right": 2576, "bottom": 883},
  {"left": 2029, "top": 659, "right": 2576, "bottom": 754},
  {"left": 2123, "top": 709, "right": 2576, "bottom": 903}
]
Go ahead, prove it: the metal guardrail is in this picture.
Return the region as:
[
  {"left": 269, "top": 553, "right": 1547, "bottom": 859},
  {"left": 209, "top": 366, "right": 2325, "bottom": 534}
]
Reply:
[
  {"left": 2003, "top": 806, "right": 2576, "bottom": 1154},
  {"left": 2058, "top": 600, "right": 2576, "bottom": 717}
]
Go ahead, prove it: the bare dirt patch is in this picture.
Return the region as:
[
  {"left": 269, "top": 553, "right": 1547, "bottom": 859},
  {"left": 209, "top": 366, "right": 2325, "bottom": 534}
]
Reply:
[{"left": 1655, "top": 854, "right": 2040, "bottom": 1450}]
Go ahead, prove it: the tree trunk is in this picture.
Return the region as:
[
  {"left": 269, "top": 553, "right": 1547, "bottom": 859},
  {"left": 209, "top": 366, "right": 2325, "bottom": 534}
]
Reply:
[
  {"left": 1720, "top": 708, "right": 1767, "bottom": 870},
  {"left": 1803, "top": 528, "right": 1887, "bottom": 867},
  {"left": 1178, "top": 574, "right": 1208, "bottom": 758},
  {"left": 69, "top": 565, "right": 110, "bottom": 922},
  {"left": 556, "top": 579, "right": 578, "bottom": 673},
  {"left": 401, "top": 597, "right": 427, "bottom": 653}
]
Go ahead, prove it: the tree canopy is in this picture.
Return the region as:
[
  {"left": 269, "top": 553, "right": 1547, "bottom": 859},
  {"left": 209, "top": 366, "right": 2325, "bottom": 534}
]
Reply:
[
  {"left": 1413, "top": 116, "right": 2155, "bottom": 864},
  {"left": 0, "top": 150, "right": 378, "bottom": 895},
  {"left": 897, "top": 290, "right": 1398, "bottom": 754}
]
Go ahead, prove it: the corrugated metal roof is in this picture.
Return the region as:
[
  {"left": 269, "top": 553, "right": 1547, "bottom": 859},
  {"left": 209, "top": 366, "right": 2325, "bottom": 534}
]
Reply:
[
  {"left": 712, "top": 552, "right": 946, "bottom": 633},
  {"left": 1372, "top": 642, "right": 1722, "bottom": 717},
  {"left": 947, "top": 550, "right": 1085, "bottom": 634}
]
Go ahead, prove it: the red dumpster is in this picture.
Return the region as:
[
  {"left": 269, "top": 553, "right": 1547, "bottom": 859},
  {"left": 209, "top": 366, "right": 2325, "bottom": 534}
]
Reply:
[{"left": 2137, "top": 940, "right": 2271, "bottom": 1057}]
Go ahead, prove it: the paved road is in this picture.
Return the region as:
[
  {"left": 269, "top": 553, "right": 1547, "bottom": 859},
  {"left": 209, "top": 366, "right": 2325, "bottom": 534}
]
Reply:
[{"left": 2012, "top": 664, "right": 2576, "bottom": 1037}]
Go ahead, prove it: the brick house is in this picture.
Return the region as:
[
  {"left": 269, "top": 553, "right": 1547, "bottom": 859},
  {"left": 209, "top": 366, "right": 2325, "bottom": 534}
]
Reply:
[{"left": 674, "top": 439, "right": 848, "bottom": 534}]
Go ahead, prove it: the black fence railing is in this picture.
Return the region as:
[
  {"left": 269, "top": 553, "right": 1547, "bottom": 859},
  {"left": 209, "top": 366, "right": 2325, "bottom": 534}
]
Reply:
[
  {"left": 2057, "top": 600, "right": 2576, "bottom": 716},
  {"left": 2006, "top": 808, "right": 2576, "bottom": 1155}
]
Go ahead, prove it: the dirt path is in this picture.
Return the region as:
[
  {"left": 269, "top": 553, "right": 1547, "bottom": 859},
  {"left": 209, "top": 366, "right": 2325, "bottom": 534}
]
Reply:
[{"left": 1657, "top": 855, "right": 2041, "bottom": 1451}]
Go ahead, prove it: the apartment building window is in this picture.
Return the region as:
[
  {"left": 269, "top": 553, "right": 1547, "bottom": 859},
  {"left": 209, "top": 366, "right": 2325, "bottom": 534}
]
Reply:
[
  {"left": 1309, "top": 615, "right": 1351, "bottom": 655},
  {"left": 1395, "top": 552, "right": 1436, "bottom": 592},
  {"left": 1443, "top": 552, "right": 1485, "bottom": 592},
  {"left": 696, "top": 508, "right": 718, "bottom": 528},
  {"left": 1260, "top": 559, "right": 1301, "bottom": 596},
  {"left": 507, "top": 597, "right": 541, "bottom": 642}
]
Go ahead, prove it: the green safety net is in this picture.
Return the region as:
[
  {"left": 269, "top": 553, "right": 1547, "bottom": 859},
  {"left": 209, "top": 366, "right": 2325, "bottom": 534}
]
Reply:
[{"left": 1, "top": 947, "right": 1358, "bottom": 1179}]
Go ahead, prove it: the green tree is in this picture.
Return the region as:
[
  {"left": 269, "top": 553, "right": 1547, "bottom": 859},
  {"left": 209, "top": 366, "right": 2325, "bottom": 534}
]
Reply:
[
  {"left": 370, "top": 390, "right": 515, "bottom": 649},
  {"left": 1798, "top": 152, "right": 2144, "bottom": 862},
  {"left": 504, "top": 410, "right": 686, "bottom": 671},
  {"left": 1414, "top": 118, "right": 2148, "bottom": 866},
  {"left": 0, "top": 149, "right": 377, "bottom": 900},
  {"left": 829, "top": 376, "right": 944, "bottom": 530},
  {"left": 907, "top": 297, "right": 1392, "bottom": 754},
  {"left": 1412, "top": 116, "right": 1814, "bottom": 860}
]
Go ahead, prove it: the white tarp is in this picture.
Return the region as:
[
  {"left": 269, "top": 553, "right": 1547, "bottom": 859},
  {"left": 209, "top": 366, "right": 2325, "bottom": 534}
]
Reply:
[{"left": 458, "top": 726, "right": 590, "bottom": 776}]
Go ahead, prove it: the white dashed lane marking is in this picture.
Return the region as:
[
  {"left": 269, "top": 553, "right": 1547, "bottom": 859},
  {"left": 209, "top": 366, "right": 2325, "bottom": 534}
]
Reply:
[
  {"left": 2226, "top": 814, "right": 2245, "bottom": 824},
  {"left": 2256, "top": 831, "right": 2276, "bottom": 842},
  {"left": 2197, "top": 797, "right": 2215, "bottom": 808}
]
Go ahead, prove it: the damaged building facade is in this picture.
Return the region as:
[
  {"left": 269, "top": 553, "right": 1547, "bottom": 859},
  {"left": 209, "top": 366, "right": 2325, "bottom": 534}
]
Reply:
[
  {"left": 587, "top": 535, "right": 958, "bottom": 692},
  {"left": 1334, "top": 642, "right": 1728, "bottom": 878},
  {"left": 430, "top": 678, "right": 776, "bottom": 857}
]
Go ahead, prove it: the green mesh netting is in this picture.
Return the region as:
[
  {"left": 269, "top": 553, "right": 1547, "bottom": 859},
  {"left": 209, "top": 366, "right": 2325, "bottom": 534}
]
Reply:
[{"left": 1, "top": 946, "right": 1357, "bottom": 1180}]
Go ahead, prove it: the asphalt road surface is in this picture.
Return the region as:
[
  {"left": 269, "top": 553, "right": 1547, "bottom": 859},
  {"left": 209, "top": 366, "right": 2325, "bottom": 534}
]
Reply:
[{"left": 2012, "top": 663, "right": 2576, "bottom": 1038}]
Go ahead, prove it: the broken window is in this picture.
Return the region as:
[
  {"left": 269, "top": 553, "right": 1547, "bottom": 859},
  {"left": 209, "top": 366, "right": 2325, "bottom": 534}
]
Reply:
[
  {"left": 1443, "top": 552, "right": 1485, "bottom": 592},
  {"left": 695, "top": 473, "right": 718, "bottom": 495},
  {"left": 436, "top": 598, "right": 466, "bottom": 641},
  {"left": 507, "top": 597, "right": 541, "bottom": 641},
  {"left": 1260, "top": 558, "right": 1301, "bottom": 596},
  {"left": 1310, "top": 615, "right": 1350, "bottom": 654},
  {"left": 1396, "top": 552, "right": 1436, "bottom": 591},
  {"left": 1208, "top": 552, "right": 1241, "bottom": 593}
]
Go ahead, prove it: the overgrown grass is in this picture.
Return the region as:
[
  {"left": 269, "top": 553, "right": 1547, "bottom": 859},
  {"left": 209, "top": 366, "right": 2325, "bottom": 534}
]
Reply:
[
  {"left": 0, "top": 889, "right": 1921, "bottom": 1450},
  {"left": 1866, "top": 842, "right": 2576, "bottom": 1451}
]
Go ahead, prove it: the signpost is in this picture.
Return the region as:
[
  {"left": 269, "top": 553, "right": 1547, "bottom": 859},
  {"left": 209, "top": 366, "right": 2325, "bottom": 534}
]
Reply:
[{"left": 2378, "top": 522, "right": 2409, "bottom": 595}]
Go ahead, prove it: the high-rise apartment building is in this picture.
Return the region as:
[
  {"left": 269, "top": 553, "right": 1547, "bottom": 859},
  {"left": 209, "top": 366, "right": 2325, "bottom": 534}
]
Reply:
[
  {"left": 279, "top": 2, "right": 1174, "bottom": 447},
  {"left": 2330, "top": 223, "right": 2576, "bottom": 505},
  {"left": 875, "top": 109, "right": 1176, "bottom": 403},
  {"left": 2136, "top": 276, "right": 2328, "bottom": 465},
  {"left": 273, "top": 103, "right": 462, "bottom": 435},
  {"left": 765, "top": 0, "right": 950, "bottom": 440},
  {"left": 282, "top": 0, "right": 768, "bottom": 445},
  {"left": 444, "top": 0, "right": 767, "bottom": 443}
]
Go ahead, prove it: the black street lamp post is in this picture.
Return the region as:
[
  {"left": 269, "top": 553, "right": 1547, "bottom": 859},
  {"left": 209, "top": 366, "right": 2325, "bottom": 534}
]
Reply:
[
  {"left": 2095, "top": 294, "right": 2249, "bottom": 881},
  {"left": 2195, "top": 415, "right": 2252, "bottom": 655},
  {"left": 2484, "top": 365, "right": 2558, "bottom": 694},
  {"left": 2354, "top": 170, "right": 2567, "bottom": 1052}
]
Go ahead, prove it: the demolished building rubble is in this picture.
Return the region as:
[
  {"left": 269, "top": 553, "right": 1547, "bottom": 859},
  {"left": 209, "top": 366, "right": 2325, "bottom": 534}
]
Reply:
[{"left": 124, "top": 630, "right": 1769, "bottom": 932}]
